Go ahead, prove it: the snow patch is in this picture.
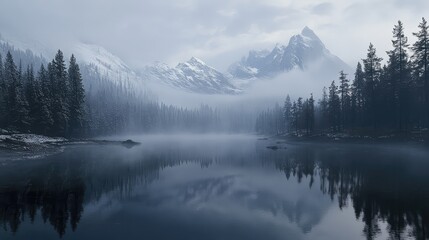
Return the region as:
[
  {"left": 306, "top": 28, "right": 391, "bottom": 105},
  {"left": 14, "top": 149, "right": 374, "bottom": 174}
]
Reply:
[{"left": 0, "top": 133, "right": 66, "bottom": 144}]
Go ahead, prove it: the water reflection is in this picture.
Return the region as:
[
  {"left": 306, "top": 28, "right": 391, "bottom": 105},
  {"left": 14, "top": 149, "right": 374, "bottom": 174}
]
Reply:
[
  {"left": 0, "top": 136, "right": 428, "bottom": 240},
  {"left": 267, "top": 144, "right": 429, "bottom": 240}
]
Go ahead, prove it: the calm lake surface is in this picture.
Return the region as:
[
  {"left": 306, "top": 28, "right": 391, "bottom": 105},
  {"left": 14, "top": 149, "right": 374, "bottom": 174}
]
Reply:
[{"left": 1, "top": 134, "right": 429, "bottom": 240}]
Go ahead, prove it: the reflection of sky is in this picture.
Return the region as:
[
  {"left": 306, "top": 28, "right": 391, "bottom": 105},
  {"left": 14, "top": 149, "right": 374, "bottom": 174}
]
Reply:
[
  {"left": 5, "top": 135, "right": 426, "bottom": 239},
  {"left": 76, "top": 161, "right": 364, "bottom": 240}
]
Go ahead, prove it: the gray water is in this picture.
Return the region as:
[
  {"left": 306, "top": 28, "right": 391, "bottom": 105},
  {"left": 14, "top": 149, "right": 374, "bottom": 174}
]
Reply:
[{"left": 0, "top": 134, "right": 429, "bottom": 240}]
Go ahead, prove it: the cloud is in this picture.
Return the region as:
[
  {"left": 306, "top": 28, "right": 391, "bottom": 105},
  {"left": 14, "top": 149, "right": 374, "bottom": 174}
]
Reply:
[
  {"left": 311, "top": 3, "right": 333, "bottom": 15},
  {"left": 0, "top": 0, "right": 427, "bottom": 72}
]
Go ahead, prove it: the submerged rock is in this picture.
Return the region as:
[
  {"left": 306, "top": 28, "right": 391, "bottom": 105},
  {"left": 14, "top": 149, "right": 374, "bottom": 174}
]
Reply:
[
  {"left": 266, "top": 146, "right": 279, "bottom": 150},
  {"left": 121, "top": 139, "right": 141, "bottom": 148}
]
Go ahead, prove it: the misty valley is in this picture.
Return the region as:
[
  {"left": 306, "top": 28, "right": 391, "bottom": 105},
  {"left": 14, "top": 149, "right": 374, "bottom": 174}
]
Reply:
[{"left": 1, "top": 1, "right": 429, "bottom": 239}]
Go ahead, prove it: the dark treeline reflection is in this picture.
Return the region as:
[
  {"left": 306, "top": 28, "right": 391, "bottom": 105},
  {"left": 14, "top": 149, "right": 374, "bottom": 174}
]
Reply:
[
  {"left": 262, "top": 144, "right": 429, "bottom": 240},
  {"left": 0, "top": 143, "right": 220, "bottom": 237},
  {"left": 1, "top": 139, "right": 429, "bottom": 239}
]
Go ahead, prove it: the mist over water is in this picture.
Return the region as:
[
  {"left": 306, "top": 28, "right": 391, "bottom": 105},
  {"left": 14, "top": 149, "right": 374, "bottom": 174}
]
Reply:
[
  {"left": 1, "top": 1, "right": 429, "bottom": 240},
  {"left": 1, "top": 134, "right": 429, "bottom": 240}
]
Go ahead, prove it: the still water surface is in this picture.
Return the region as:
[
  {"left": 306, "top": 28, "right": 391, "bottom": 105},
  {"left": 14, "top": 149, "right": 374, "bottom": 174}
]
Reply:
[{"left": 0, "top": 134, "right": 429, "bottom": 240}]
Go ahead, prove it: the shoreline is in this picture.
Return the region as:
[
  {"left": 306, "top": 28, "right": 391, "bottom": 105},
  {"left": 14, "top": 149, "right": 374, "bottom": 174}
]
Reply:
[
  {"left": 264, "top": 132, "right": 429, "bottom": 146},
  {"left": 0, "top": 132, "right": 141, "bottom": 153},
  {"left": 2, "top": 130, "right": 428, "bottom": 154}
]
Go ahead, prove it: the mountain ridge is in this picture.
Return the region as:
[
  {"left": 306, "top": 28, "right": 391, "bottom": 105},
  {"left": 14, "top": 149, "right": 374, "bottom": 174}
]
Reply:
[
  {"left": 228, "top": 26, "right": 351, "bottom": 79},
  {"left": 142, "top": 57, "right": 241, "bottom": 95},
  {"left": 1, "top": 27, "right": 351, "bottom": 95}
]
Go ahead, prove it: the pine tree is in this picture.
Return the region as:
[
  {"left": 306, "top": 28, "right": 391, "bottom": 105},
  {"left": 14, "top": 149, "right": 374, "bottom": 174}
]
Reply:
[
  {"left": 283, "top": 95, "right": 292, "bottom": 133},
  {"left": 297, "top": 97, "right": 303, "bottom": 131},
  {"left": 318, "top": 87, "right": 329, "bottom": 130},
  {"left": 4, "top": 52, "right": 29, "bottom": 130},
  {"left": 35, "top": 64, "right": 54, "bottom": 134},
  {"left": 68, "top": 55, "right": 85, "bottom": 137},
  {"left": 363, "top": 43, "right": 383, "bottom": 129},
  {"left": 328, "top": 81, "right": 341, "bottom": 132},
  {"left": 24, "top": 65, "right": 38, "bottom": 125},
  {"left": 256, "top": 19, "right": 429, "bottom": 137},
  {"left": 303, "top": 99, "right": 310, "bottom": 135},
  {"left": 387, "top": 21, "right": 411, "bottom": 130},
  {"left": 291, "top": 101, "right": 298, "bottom": 134},
  {"left": 0, "top": 54, "right": 6, "bottom": 128},
  {"left": 35, "top": 77, "right": 53, "bottom": 134},
  {"left": 339, "top": 71, "right": 350, "bottom": 129},
  {"left": 38, "top": 64, "right": 50, "bottom": 101},
  {"left": 51, "top": 50, "right": 70, "bottom": 136},
  {"left": 352, "top": 62, "right": 365, "bottom": 127},
  {"left": 411, "top": 17, "right": 429, "bottom": 127},
  {"left": 308, "top": 94, "right": 315, "bottom": 134}
]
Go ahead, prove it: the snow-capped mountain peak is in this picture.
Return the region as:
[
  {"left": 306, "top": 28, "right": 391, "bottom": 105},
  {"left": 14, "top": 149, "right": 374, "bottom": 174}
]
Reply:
[
  {"left": 72, "top": 43, "right": 149, "bottom": 95},
  {"left": 301, "top": 26, "right": 322, "bottom": 43},
  {"left": 142, "top": 57, "right": 241, "bottom": 95},
  {"left": 229, "top": 26, "right": 349, "bottom": 79},
  {"left": 73, "top": 43, "right": 132, "bottom": 75},
  {"left": 287, "top": 26, "right": 326, "bottom": 53},
  {"left": 177, "top": 57, "right": 214, "bottom": 72},
  {"left": 187, "top": 57, "right": 207, "bottom": 66}
]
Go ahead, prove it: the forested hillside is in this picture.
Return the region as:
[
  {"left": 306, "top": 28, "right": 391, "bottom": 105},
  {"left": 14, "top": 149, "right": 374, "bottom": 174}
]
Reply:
[
  {"left": 0, "top": 46, "right": 253, "bottom": 137},
  {"left": 256, "top": 19, "right": 429, "bottom": 137}
]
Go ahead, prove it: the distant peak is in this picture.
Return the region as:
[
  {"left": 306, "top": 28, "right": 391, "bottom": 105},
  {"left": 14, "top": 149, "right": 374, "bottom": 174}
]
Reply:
[
  {"left": 152, "top": 61, "right": 170, "bottom": 68},
  {"left": 188, "top": 57, "right": 206, "bottom": 65},
  {"left": 301, "top": 26, "right": 320, "bottom": 41},
  {"left": 302, "top": 26, "right": 312, "bottom": 33}
]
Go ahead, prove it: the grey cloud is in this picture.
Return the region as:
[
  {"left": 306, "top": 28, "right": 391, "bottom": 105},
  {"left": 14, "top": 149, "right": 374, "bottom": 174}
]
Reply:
[
  {"left": 311, "top": 3, "right": 333, "bottom": 16},
  {"left": 0, "top": 0, "right": 427, "bottom": 71}
]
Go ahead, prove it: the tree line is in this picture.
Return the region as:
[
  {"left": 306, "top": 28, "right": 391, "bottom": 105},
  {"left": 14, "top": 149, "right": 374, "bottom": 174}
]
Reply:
[
  {"left": 256, "top": 19, "right": 429, "bottom": 137},
  {"left": 0, "top": 43, "right": 258, "bottom": 137},
  {"left": 0, "top": 50, "right": 85, "bottom": 137}
]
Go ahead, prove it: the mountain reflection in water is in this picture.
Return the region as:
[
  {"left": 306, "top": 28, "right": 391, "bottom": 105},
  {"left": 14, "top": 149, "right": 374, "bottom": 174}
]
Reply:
[{"left": 0, "top": 135, "right": 428, "bottom": 240}]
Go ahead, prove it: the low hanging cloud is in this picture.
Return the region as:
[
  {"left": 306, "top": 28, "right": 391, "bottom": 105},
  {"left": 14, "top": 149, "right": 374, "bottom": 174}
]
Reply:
[{"left": 0, "top": 0, "right": 428, "bottom": 72}]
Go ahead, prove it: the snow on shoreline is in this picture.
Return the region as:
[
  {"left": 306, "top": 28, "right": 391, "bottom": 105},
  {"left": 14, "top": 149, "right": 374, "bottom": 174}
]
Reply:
[
  {"left": 0, "top": 131, "right": 67, "bottom": 161},
  {"left": 1, "top": 134, "right": 66, "bottom": 144},
  {"left": 0, "top": 131, "right": 67, "bottom": 147}
]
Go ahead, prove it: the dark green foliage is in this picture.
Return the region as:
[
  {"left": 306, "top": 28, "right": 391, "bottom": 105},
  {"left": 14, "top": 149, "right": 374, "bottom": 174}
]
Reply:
[
  {"left": 328, "top": 80, "right": 341, "bottom": 132},
  {"left": 318, "top": 87, "right": 329, "bottom": 130},
  {"left": 387, "top": 21, "right": 412, "bottom": 130},
  {"left": 0, "top": 54, "right": 6, "bottom": 126},
  {"left": 283, "top": 95, "right": 292, "bottom": 132},
  {"left": 352, "top": 62, "right": 365, "bottom": 127},
  {"left": 4, "top": 52, "right": 29, "bottom": 130},
  {"left": 68, "top": 55, "right": 85, "bottom": 137},
  {"left": 35, "top": 64, "right": 54, "bottom": 134},
  {"left": 50, "top": 50, "right": 70, "bottom": 136},
  {"left": 0, "top": 46, "right": 255, "bottom": 137},
  {"left": 363, "top": 43, "right": 383, "bottom": 129},
  {"left": 0, "top": 50, "right": 84, "bottom": 137},
  {"left": 411, "top": 18, "right": 429, "bottom": 127},
  {"left": 258, "top": 94, "right": 316, "bottom": 136},
  {"left": 256, "top": 19, "right": 429, "bottom": 136},
  {"left": 339, "top": 71, "right": 351, "bottom": 129}
]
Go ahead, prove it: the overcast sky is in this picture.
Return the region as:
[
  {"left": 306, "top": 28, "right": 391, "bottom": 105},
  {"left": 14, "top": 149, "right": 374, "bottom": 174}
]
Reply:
[{"left": 0, "top": 0, "right": 428, "bottom": 71}]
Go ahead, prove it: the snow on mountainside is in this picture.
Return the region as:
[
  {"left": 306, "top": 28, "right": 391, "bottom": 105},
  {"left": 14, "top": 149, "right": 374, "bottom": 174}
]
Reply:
[
  {"left": 72, "top": 43, "right": 143, "bottom": 86},
  {"left": 74, "top": 43, "right": 132, "bottom": 76},
  {"left": 1, "top": 27, "right": 351, "bottom": 96},
  {"left": 142, "top": 57, "right": 241, "bottom": 95},
  {"left": 0, "top": 37, "right": 48, "bottom": 72},
  {"left": 229, "top": 26, "right": 351, "bottom": 79},
  {"left": 0, "top": 35, "right": 143, "bottom": 89},
  {"left": 73, "top": 45, "right": 241, "bottom": 95}
]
